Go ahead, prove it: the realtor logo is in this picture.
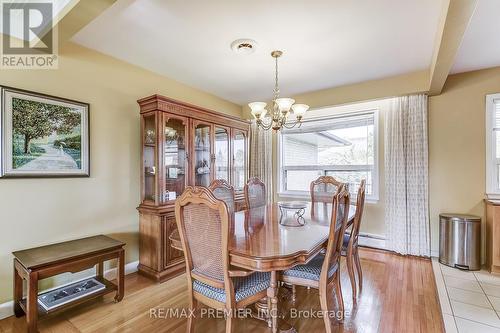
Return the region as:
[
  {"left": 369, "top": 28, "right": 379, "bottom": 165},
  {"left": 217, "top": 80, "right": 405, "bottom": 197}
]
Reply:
[{"left": 1, "top": 0, "right": 58, "bottom": 69}]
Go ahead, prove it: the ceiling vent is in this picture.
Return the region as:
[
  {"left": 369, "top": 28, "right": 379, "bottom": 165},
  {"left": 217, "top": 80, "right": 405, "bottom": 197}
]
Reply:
[{"left": 230, "top": 39, "right": 257, "bottom": 55}]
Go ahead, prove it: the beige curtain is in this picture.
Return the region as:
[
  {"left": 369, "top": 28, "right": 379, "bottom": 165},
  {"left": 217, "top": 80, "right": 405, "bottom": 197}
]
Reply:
[
  {"left": 249, "top": 121, "right": 273, "bottom": 203},
  {"left": 385, "top": 94, "right": 430, "bottom": 257}
]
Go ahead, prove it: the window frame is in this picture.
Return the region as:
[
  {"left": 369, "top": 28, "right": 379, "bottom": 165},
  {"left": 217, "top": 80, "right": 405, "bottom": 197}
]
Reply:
[
  {"left": 277, "top": 108, "right": 380, "bottom": 202},
  {"left": 485, "top": 93, "right": 500, "bottom": 198}
]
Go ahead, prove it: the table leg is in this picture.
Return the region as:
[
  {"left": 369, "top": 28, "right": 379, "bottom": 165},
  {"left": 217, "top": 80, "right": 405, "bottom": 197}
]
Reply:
[
  {"left": 13, "top": 259, "right": 24, "bottom": 318},
  {"left": 267, "top": 296, "right": 272, "bottom": 327},
  {"left": 26, "top": 271, "right": 38, "bottom": 333},
  {"left": 115, "top": 249, "right": 125, "bottom": 302},
  {"left": 253, "top": 282, "right": 296, "bottom": 333}
]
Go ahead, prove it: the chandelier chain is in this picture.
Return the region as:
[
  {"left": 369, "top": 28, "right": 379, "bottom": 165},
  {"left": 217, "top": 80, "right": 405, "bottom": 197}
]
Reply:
[{"left": 273, "top": 55, "right": 280, "bottom": 101}]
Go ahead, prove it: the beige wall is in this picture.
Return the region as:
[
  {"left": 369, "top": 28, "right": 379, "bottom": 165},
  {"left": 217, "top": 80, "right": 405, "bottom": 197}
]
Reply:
[
  {"left": 0, "top": 42, "right": 241, "bottom": 303},
  {"left": 429, "top": 67, "right": 500, "bottom": 256},
  {"left": 242, "top": 70, "right": 428, "bottom": 119}
]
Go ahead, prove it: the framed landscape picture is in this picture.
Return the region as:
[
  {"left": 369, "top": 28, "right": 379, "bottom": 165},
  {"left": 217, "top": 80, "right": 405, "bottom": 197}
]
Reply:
[{"left": 0, "top": 87, "right": 90, "bottom": 177}]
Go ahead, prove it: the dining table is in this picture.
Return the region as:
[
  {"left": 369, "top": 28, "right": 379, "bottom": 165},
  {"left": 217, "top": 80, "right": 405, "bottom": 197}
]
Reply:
[{"left": 170, "top": 202, "right": 356, "bottom": 333}]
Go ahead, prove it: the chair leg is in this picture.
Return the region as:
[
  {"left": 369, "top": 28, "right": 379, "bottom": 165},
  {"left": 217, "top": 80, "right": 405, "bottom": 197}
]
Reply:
[
  {"left": 354, "top": 248, "right": 363, "bottom": 291},
  {"left": 292, "top": 284, "right": 297, "bottom": 303},
  {"left": 319, "top": 286, "right": 333, "bottom": 333},
  {"left": 346, "top": 251, "right": 357, "bottom": 304},
  {"left": 187, "top": 297, "right": 197, "bottom": 333},
  {"left": 225, "top": 315, "right": 233, "bottom": 333},
  {"left": 335, "top": 274, "right": 345, "bottom": 323}
]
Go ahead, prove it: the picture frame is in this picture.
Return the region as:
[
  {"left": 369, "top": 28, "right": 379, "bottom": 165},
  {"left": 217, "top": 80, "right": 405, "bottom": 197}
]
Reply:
[{"left": 0, "top": 86, "right": 90, "bottom": 177}]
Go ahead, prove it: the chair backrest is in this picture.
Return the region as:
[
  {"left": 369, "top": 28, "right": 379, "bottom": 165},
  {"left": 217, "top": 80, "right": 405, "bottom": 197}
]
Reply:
[
  {"left": 310, "top": 176, "right": 344, "bottom": 216},
  {"left": 348, "top": 179, "right": 366, "bottom": 247},
  {"left": 321, "top": 188, "right": 350, "bottom": 284},
  {"left": 244, "top": 177, "right": 266, "bottom": 209},
  {"left": 209, "top": 179, "right": 236, "bottom": 215},
  {"left": 175, "top": 186, "right": 230, "bottom": 291}
]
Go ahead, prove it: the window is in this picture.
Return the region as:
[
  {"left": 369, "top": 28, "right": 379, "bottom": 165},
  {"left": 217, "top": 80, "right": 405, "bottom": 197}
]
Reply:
[
  {"left": 486, "top": 94, "right": 500, "bottom": 198},
  {"left": 279, "top": 110, "right": 379, "bottom": 201}
]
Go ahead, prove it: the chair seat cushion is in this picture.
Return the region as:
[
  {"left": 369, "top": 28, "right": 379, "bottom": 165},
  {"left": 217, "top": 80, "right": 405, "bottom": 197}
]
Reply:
[
  {"left": 192, "top": 271, "right": 270, "bottom": 303},
  {"left": 283, "top": 254, "right": 338, "bottom": 281}
]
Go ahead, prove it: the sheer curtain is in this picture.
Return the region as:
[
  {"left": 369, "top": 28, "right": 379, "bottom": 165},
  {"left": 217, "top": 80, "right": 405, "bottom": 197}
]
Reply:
[
  {"left": 249, "top": 121, "right": 273, "bottom": 204},
  {"left": 385, "top": 94, "right": 430, "bottom": 256}
]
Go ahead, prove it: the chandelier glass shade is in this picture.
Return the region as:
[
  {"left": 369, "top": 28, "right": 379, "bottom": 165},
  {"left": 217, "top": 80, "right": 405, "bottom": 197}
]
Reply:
[{"left": 248, "top": 51, "right": 309, "bottom": 131}]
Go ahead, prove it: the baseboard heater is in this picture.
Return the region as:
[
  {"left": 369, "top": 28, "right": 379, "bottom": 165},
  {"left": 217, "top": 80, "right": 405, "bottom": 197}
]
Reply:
[
  {"left": 38, "top": 278, "right": 106, "bottom": 311},
  {"left": 358, "top": 232, "right": 387, "bottom": 250}
]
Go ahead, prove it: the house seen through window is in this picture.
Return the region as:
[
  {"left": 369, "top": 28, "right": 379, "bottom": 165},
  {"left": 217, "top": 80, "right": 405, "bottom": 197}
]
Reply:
[{"left": 279, "top": 110, "right": 378, "bottom": 200}]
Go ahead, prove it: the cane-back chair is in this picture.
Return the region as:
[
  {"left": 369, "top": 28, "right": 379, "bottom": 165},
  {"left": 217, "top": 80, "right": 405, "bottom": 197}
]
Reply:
[
  {"left": 310, "top": 176, "right": 345, "bottom": 216},
  {"left": 342, "top": 179, "right": 366, "bottom": 304},
  {"left": 282, "top": 188, "right": 351, "bottom": 333},
  {"left": 175, "top": 186, "right": 270, "bottom": 332},
  {"left": 244, "top": 177, "right": 266, "bottom": 209},
  {"left": 209, "top": 179, "right": 236, "bottom": 215}
]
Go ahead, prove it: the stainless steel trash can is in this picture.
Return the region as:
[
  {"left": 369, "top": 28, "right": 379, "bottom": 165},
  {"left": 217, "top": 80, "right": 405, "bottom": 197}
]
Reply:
[{"left": 439, "top": 213, "right": 481, "bottom": 270}]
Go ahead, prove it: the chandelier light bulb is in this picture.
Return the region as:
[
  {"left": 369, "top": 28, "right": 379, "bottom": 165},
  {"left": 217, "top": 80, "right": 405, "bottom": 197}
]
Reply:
[
  {"left": 275, "top": 98, "right": 295, "bottom": 112},
  {"left": 291, "top": 104, "right": 309, "bottom": 116},
  {"left": 249, "top": 102, "right": 267, "bottom": 118}
]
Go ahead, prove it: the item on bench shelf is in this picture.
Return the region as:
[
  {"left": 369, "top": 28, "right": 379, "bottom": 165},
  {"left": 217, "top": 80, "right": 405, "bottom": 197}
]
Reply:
[{"left": 38, "top": 277, "right": 106, "bottom": 311}]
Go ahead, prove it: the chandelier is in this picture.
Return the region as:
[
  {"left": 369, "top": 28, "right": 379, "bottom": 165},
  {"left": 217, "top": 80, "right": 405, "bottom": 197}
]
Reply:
[{"left": 248, "top": 50, "right": 309, "bottom": 131}]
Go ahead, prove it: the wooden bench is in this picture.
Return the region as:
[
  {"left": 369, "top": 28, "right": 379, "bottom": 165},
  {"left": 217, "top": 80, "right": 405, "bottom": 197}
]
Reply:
[{"left": 12, "top": 235, "right": 125, "bottom": 333}]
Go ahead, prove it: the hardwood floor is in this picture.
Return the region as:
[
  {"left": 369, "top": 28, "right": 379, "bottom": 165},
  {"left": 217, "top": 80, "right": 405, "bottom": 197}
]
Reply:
[{"left": 0, "top": 248, "right": 444, "bottom": 333}]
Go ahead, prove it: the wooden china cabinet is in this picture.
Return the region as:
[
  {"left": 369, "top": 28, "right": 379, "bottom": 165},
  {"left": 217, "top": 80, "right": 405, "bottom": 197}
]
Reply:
[{"left": 137, "top": 94, "right": 250, "bottom": 281}]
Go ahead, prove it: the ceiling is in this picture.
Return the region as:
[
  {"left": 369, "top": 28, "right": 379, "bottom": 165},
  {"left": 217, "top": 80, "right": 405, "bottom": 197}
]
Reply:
[
  {"left": 451, "top": 0, "right": 500, "bottom": 74},
  {"left": 72, "top": 0, "right": 445, "bottom": 105}
]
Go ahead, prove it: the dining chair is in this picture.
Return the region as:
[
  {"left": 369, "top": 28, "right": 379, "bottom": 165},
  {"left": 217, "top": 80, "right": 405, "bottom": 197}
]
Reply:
[
  {"left": 209, "top": 179, "right": 236, "bottom": 215},
  {"left": 281, "top": 188, "right": 351, "bottom": 333},
  {"left": 342, "top": 179, "right": 366, "bottom": 304},
  {"left": 175, "top": 186, "right": 270, "bottom": 332},
  {"left": 244, "top": 177, "right": 266, "bottom": 209},
  {"left": 310, "top": 176, "right": 345, "bottom": 217}
]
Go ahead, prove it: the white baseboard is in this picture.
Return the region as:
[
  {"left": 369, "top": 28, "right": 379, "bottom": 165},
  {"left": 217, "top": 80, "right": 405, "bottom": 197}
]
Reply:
[
  {"left": 105, "top": 260, "right": 139, "bottom": 281},
  {"left": 0, "top": 301, "right": 14, "bottom": 321},
  {"left": 0, "top": 260, "right": 139, "bottom": 321}
]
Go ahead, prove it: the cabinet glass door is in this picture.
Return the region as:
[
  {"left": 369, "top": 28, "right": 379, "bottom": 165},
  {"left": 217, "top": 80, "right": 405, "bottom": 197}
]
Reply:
[
  {"left": 163, "top": 117, "right": 187, "bottom": 203},
  {"left": 193, "top": 122, "right": 212, "bottom": 187},
  {"left": 143, "top": 113, "right": 157, "bottom": 203},
  {"left": 233, "top": 130, "right": 247, "bottom": 191},
  {"left": 214, "top": 127, "right": 229, "bottom": 182}
]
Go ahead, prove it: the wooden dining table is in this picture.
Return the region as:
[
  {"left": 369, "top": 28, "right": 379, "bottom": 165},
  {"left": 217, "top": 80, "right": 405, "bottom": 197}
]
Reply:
[{"left": 170, "top": 203, "right": 356, "bottom": 333}]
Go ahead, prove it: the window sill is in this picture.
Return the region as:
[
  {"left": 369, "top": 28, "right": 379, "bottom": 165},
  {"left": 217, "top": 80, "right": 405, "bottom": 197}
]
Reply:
[
  {"left": 486, "top": 193, "right": 500, "bottom": 200},
  {"left": 277, "top": 191, "right": 379, "bottom": 204}
]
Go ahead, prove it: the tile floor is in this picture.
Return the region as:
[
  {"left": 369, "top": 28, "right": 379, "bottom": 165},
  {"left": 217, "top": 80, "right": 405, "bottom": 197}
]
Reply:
[{"left": 432, "top": 258, "right": 500, "bottom": 332}]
